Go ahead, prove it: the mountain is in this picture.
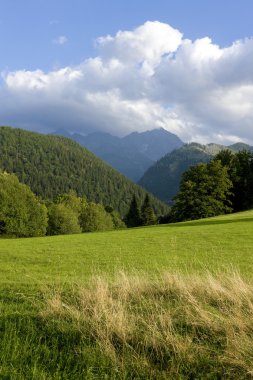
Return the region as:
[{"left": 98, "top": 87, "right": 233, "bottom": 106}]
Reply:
[
  {"left": 139, "top": 142, "right": 253, "bottom": 204},
  {"left": 229, "top": 142, "right": 253, "bottom": 152},
  {"left": 0, "top": 126, "right": 169, "bottom": 216},
  {"left": 53, "top": 128, "right": 184, "bottom": 181},
  {"left": 71, "top": 131, "right": 154, "bottom": 181},
  {"left": 122, "top": 128, "right": 183, "bottom": 161}
]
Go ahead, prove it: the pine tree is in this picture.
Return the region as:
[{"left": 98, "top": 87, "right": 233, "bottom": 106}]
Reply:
[
  {"left": 214, "top": 150, "right": 253, "bottom": 212},
  {"left": 141, "top": 194, "right": 156, "bottom": 226},
  {"left": 124, "top": 195, "right": 142, "bottom": 227}
]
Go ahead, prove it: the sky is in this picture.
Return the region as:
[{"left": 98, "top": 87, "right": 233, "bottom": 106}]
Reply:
[{"left": 0, "top": 0, "right": 253, "bottom": 144}]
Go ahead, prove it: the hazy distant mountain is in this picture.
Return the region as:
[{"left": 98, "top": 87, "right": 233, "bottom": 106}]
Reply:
[
  {"left": 53, "top": 128, "right": 72, "bottom": 139},
  {"left": 139, "top": 142, "right": 253, "bottom": 204},
  {"left": 53, "top": 128, "right": 184, "bottom": 181},
  {"left": 229, "top": 142, "right": 253, "bottom": 152},
  {"left": 122, "top": 128, "right": 183, "bottom": 161}
]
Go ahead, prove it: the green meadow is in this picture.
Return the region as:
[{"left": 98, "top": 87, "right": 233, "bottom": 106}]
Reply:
[
  {"left": 1, "top": 209, "right": 253, "bottom": 285},
  {"left": 1, "top": 211, "right": 253, "bottom": 379}
]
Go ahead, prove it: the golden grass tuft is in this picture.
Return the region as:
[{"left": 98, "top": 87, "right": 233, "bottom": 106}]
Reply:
[{"left": 40, "top": 271, "right": 253, "bottom": 378}]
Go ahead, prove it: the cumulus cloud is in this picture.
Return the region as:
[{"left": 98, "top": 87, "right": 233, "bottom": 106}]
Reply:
[
  {"left": 0, "top": 21, "right": 253, "bottom": 144},
  {"left": 52, "top": 35, "right": 68, "bottom": 45}
]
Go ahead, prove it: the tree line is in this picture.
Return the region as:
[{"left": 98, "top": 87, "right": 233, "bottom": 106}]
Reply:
[
  {"left": 2, "top": 149, "right": 250, "bottom": 236},
  {"left": 0, "top": 172, "right": 157, "bottom": 238},
  {"left": 161, "top": 149, "right": 253, "bottom": 223}
]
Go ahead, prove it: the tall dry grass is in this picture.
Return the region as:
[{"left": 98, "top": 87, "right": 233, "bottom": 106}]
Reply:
[{"left": 41, "top": 271, "right": 253, "bottom": 379}]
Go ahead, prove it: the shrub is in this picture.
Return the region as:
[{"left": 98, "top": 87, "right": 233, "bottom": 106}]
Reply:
[
  {"left": 80, "top": 202, "right": 114, "bottom": 232},
  {"left": 47, "top": 203, "right": 81, "bottom": 235}
]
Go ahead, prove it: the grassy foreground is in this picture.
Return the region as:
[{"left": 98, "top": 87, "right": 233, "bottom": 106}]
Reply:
[{"left": 1, "top": 211, "right": 253, "bottom": 378}]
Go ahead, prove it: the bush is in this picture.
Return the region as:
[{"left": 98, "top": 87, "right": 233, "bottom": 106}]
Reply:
[
  {"left": 47, "top": 203, "right": 81, "bottom": 235},
  {"left": 104, "top": 206, "right": 126, "bottom": 229},
  {"left": 80, "top": 202, "right": 114, "bottom": 232}
]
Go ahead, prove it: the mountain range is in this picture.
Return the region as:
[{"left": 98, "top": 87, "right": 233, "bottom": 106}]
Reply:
[
  {"left": 52, "top": 128, "right": 183, "bottom": 181},
  {"left": 139, "top": 142, "right": 253, "bottom": 204},
  {"left": 5, "top": 123, "right": 252, "bottom": 210},
  {"left": 52, "top": 128, "right": 253, "bottom": 206}
]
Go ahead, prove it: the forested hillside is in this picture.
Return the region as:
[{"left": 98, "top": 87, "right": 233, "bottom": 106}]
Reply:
[
  {"left": 139, "top": 143, "right": 214, "bottom": 203},
  {"left": 139, "top": 142, "right": 253, "bottom": 203},
  {"left": 0, "top": 127, "right": 168, "bottom": 215}
]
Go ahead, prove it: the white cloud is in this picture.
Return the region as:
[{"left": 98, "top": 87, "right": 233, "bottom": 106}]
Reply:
[
  {"left": 97, "top": 21, "right": 182, "bottom": 74},
  {"left": 52, "top": 35, "right": 68, "bottom": 45},
  {"left": 1, "top": 21, "right": 253, "bottom": 144}
]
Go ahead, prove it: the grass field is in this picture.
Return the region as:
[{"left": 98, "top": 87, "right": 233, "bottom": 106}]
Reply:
[{"left": 1, "top": 210, "right": 253, "bottom": 379}]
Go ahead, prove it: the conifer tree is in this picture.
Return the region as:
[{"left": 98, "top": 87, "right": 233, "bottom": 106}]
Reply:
[
  {"left": 141, "top": 194, "right": 156, "bottom": 226},
  {"left": 124, "top": 195, "right": 142, "bottom": 227},
  {"left": 214, "top": 150, "right": 253, "bottom": 211}
]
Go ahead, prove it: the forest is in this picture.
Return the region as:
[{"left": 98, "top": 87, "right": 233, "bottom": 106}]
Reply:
[{"left": 0, "top": 127, "right": 168, "bottom": 216}]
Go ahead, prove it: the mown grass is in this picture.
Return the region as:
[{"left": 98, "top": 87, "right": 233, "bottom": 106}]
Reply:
[{"left": 1, "top": 211, "right": 253, "bottom": 378}]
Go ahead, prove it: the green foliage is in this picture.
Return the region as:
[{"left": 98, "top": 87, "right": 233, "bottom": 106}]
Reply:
[
  {"left": 214, "top": 149, "right": 253, "bottom": 212},
  {"left": 141, "top": 194, "right": 156, "bottom": 226},
  {"left": 0, "top": 126, "right": 168, "bottom": 216},
  {"left": 124, "top": 195, "right": 142, "bottom": 227},
  {"left": 0, "top": 172, "right": 48, "bottom": 237},
  {"left": 47, "top": 192, "right": 124, "bottom": 235},
  {"left": 139, "top": 142, "right": 253, "bottom": 204},
  {"left": 214, "top": 149, "right": 235, "bottom": 168},
  {"left": 47, "top": 203, "right": 81, "bottom": 235},
  {"left": 172, "top": 160, "right": 233, "bottom": 221},
  {"left": 105, "top": 206, "right": 126, "bottom": 229},
  {"left": 56, "top": 190, "right": 85, "bottom": 215},
  {"left": 233, "top": 151, "right": 253, "bottom": 211},
  {"left": 80, "top": 202, "right": 114, "bottom": 232}
]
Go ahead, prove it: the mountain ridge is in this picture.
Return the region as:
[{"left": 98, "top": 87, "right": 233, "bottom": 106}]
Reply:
[{"left": 52, "top": 128, "right": 184, "bottom": 181}]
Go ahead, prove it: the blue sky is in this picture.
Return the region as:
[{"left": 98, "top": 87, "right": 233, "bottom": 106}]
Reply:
[
  {"left": 1, "top": 0, "right": 253, "bottom": 71},
  {"left": 0, "top": 0, "right": 253, "bottom": 144}
]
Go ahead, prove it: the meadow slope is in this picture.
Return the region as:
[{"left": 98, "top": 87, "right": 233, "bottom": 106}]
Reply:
[
  {"left": 1, "top": 211, "right": 253, "bottom": 379},
  {"left": 1, "top": 210, "right": 253, "bottom": 287}
]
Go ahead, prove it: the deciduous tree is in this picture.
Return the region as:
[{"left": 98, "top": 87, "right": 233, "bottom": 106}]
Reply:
[
  {"left": 171, "top": 161, "right": 233, "bottom": 221},
  {"left": 0, "top": 172, "right": 48, "bottom": 237}
]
